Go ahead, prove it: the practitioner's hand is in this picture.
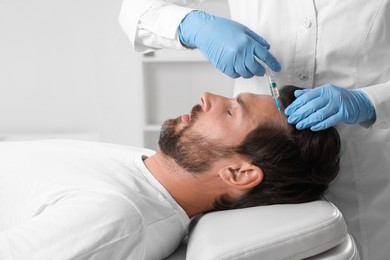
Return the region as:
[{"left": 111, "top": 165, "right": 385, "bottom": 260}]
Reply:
[
  {"left": 178, "top": 10, "right": 281, "bottom": 78},
  {"left": 285, "top": 84, "right": 376, "bottom": 131}
]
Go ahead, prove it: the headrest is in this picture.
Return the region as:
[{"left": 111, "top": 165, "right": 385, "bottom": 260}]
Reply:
[{"left": 186, "top": 200, "right": 347, "bottom": 260}]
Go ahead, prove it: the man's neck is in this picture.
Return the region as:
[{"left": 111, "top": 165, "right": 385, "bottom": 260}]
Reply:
[{"left": 144, "top": 151, "right": 218, "bottom": 218}]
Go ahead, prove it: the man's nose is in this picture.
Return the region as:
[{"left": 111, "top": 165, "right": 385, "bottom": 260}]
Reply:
[{"left": 200, "top": 92, "right": 212, "bottom": 112}]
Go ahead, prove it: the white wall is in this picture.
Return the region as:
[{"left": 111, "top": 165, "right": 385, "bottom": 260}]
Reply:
[{"left": 0, "top": 0, "right": 144, "bottom": 146}]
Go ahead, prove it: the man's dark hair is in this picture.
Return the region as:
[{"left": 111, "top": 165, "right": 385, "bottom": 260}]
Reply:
[{"left": 214, "top": 85, "right": 341, "bottom": 210}]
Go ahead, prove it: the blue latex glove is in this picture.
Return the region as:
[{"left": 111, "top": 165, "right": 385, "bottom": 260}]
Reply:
[
  {"left": 178, "top": 10, "right": 281, "bottom": 78},
  {"left": 284, "top": 84, "right": 376, "bottom": 131}
]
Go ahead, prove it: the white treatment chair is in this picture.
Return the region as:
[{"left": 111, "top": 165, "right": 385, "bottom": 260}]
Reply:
[{"left": 165, "top": 200, "right": 359, "bottom": 260}]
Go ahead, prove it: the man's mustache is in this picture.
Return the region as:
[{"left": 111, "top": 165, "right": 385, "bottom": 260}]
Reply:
[{"left": 189, "top": 104, "right": 202, "bottom": 123}]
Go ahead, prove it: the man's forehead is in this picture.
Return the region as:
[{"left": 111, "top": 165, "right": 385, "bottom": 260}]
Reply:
[
  {"left": 239, "top": 92, "right": 276, "bottom": 110},
  {"left": 239, "top": 92, "right": 286, "bottom": 127}
]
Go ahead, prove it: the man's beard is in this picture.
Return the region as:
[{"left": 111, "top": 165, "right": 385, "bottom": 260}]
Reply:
[{"left": 158, "top": 105, "right": 235, "bottom": 174}]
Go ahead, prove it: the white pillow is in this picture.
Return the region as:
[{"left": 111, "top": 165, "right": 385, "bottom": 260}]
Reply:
[{"left": 185, "top": 201, "right": 349, "bottom": 260}]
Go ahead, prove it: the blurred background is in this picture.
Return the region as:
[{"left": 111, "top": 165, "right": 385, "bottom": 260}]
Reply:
[{"left": 0, "top": 0, "right": 232, "bottom": 149}]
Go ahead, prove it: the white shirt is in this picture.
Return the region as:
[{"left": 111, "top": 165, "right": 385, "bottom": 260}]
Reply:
[
  {"left": 0, "top": 140, "right": 190, "bottom": 260},
  {"left": 119, "top": 1, "right": 390, "bottom": 259},
  {"left": 119, "top": 0, "right": 390, "bottom": 129}
]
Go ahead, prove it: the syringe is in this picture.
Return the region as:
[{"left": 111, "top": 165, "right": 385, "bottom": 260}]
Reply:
[
  {"left": 264, "top": 67, "right": 286, "bottom": 127},
  {"left": 264, "top": 67, "right": 281, "bottom": 111},
  {"left": 254, "top": 56, "right": 282, "bottom": 111}
]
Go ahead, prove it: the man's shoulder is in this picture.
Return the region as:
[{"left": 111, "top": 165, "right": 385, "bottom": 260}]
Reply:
[
  {"left": 73, "top": 189, "right": 146, "bottom": 232},
  {"left": 85, "top": 189, "right": 188, "bottom": 239}
]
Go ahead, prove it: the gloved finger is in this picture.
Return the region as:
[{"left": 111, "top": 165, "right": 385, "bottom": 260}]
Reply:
[
  {"left": 245, "top": 54, "right": 265, "bottom": 76},
  {"left": 287, "top": 96, "right": 327, "bottom": 124},
  {"left": 310, "top": 113, "right": 343, "bottom": 131},
  {"left": 221, "top": 65, "right": 240, "bottom": 79},
  {"left": 295, "top": 118, "right": 314, "bottom": 130},
  {"left": 295, "top": 105, "right": 337, "bottom": 129},
  {"left": 234, "top": 57, "right": 255, "bottom": 78},
  {"left": 245, "top": 29, "right": 270, "bottom": 49},
  {"left": 285, "top": 88, "right": 322, "bottom": 116},
  {"left": 253, "top": 44, "right": 281, "bottom": 72},
  {"left": 294, "top": 89, "right": 309, "bottom": 98}
]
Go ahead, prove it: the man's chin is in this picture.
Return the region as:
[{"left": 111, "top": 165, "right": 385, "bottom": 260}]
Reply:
[
  {"left": 161, "top": 116, "right": 188, "bottom": 134},
  {"left": 159, "top": 118, "right": 173, "bottom": 132},
  {"left": 158, "top": 118, "right": 180, "bottom": 154}
]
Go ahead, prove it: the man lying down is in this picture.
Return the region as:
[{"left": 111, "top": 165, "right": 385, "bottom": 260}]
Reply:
[{"left": 0, "top": 86, "right": 340, "bottom": 260}]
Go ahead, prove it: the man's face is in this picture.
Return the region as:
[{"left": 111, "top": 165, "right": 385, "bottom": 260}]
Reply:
[{"left": 159, "top": 92, "right": 286, "bottom": 173}]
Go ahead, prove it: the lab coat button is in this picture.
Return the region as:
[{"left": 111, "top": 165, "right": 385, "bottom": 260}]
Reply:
[
  {"left": 303, "top": 18, "right": 312, "bottom": 29},
  {"left": 297, "top": 71, "right": 308, "bottom": 81}
]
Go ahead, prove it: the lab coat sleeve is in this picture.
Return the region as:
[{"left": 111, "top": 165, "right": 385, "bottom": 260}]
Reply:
[
  {"left": 118, "top": 0, "right": 204, "bottom": 52},
  {"left": 361, "top": 81, "right": 390, "bottom": 129},
  {"left": 0, "top": 191, "right": 145, "bottom": 260}
]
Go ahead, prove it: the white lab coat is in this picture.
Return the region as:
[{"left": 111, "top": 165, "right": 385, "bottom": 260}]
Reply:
[{"left": 119, "top": 1, "right": 390, "bottom": 259}]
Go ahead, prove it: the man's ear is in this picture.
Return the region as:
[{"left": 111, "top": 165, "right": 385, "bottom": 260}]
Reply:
[{"left": 219, "top": 162, "right": 263, "bottom": 190}]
